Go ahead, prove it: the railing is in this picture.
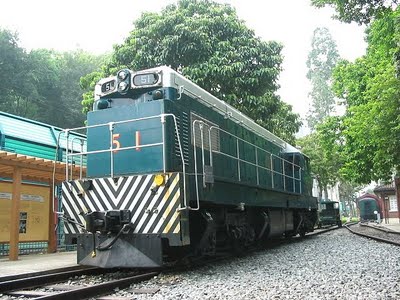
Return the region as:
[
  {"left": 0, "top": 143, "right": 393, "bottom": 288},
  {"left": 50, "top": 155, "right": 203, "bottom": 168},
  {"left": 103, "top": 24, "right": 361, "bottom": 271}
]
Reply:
[
  {"left": 0, "top": 241, "right": 48, "bottom": 256},
  {"left": 57, "top": 113, "right": 189, "bottom": 210},
  {"left": 192, "top": 121, "right": 303, "bottom": 200}
]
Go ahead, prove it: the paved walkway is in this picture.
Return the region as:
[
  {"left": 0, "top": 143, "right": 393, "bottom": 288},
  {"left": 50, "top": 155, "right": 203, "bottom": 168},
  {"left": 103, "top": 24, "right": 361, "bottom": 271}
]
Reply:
[
  {"left": 0, "top": 251, "right": 77, "bottom": 277},
  {"left": 381, "top": 222, "right": 400, "bottom": 232}
]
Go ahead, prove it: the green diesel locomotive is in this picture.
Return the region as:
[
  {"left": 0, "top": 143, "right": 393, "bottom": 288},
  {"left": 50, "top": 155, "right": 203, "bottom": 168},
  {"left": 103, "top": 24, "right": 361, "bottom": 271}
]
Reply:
[
  {"left": 61, "top": 66, "right": 318, "bottom": 268},
  {"left": 317, "top": 200, "right": 342, "bottom": 228}
]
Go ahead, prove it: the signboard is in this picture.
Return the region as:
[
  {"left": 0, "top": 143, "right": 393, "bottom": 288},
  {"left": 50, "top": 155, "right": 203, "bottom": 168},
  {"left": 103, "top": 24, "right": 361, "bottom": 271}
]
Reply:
[{"left": 0, "top": 182, "right": 50, "bottom": 242}]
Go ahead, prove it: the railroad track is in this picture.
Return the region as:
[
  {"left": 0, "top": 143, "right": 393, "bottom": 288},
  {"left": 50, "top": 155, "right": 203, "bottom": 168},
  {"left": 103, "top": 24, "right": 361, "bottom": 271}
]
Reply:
[
  {"left": 0, "top": 265, "right": 159, "bottom": 300},
  {"left": 0, "top": 226, "right": 342, "bottom": 299},
  {"left": 344, "top": 222, "right": 400, "bottom": 246},
  {"left": 308, "top": 223, "right": 344, "bottom": 236},
  {"left": 0, "top": 265, "right": 99, "bottom": 284}
]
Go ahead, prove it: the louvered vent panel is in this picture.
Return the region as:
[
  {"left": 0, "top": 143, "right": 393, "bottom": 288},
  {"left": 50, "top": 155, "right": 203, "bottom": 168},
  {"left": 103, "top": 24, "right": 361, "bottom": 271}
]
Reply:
[
  {"left": 174, "top": 112, "right": 189, "bottom": 165},
  {"left": 191, "top": 113, "right": 220, "bottom": 152}
]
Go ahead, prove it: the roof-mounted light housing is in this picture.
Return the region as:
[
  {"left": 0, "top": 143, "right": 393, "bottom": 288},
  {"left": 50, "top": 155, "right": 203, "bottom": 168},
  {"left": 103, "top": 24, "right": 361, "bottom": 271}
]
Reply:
[{"left": 116, "top": 69, "right": 131, "bottom": 94}]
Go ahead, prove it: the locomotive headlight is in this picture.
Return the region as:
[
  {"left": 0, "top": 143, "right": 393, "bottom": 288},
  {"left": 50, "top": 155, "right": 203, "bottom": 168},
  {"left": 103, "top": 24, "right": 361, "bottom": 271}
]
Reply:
[
  {"left": 154, "top": 174, "right": 165, "bottom": 186},
  {"left": 152, "top": 89, "right": 163, "bottom": 100},
  {"left": 118, "top": 81, "right": 129, "bottom": 92},
  {"left": 117, "top": 70, "right": 128, "bottom": 80},
  {"left": 97, "top": 99, "right": 109, "bottom": 109}
]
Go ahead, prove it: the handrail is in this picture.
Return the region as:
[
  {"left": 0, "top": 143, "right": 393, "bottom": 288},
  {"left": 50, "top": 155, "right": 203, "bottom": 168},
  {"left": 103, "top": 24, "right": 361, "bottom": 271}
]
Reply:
[
  {"left": 207, "top": 126, "right": 302, "bottom": 194},
  {"left": 191, "top": 119, "right": 204, "bottom": 211},
  {"left": 60, "top": 113, "right": 188, "bottom": 210},
  {"left": 69, "top": 137, "right": 86, "bottom": 180},
  {"left": 191, "top": 120, "right": 303, "bottom": 211}
]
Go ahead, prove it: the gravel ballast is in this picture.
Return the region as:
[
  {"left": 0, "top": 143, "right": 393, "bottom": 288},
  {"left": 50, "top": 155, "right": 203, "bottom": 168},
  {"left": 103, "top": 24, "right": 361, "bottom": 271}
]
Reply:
[{"left": 122, "top": 229, "right": 400, "bottom": 300}]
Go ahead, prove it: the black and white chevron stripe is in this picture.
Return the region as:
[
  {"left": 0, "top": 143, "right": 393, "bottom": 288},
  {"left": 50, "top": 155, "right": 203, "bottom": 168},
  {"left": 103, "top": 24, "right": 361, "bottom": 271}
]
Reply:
[{"left": 61, "top": 173, "right": 181, "bottom": 235}]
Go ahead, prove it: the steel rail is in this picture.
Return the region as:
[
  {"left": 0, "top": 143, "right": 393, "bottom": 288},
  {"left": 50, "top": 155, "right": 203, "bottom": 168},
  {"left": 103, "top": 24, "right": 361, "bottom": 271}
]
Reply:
[
  {"left": 307, "top": 223, "right": 343, "bottom": 237},
  {"left": 35, "top": 271, "right": 159, "bottom": 300},
  {"left": 0, "top": 266, "right": 92, "bottom": 283},
  {"left": 359, "top": 222, "right": 400, "bottom": 234},
  {"left": 345, "top": 223, "right": 400, "bottom": 246},
  {"left": 0, "top": 266, "right": 101, "bottom": 293}
]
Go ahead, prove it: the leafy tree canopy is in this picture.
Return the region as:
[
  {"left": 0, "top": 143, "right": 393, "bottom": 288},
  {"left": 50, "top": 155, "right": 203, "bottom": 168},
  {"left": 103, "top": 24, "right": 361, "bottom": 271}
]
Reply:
[
  {"left": 306, "top": 27, "right": 340, "bottom": 130},
  {"left": 296, "top": 119, "right": 342, "bottom": 199},
  {"left": 0, "top": 28, "right": 35, "bottom": 117},
  {"left": 82, "top": 0, "right": 301, "bottom": 143},
  {"left": 0, "top": 27, "right": 105, "bottom": 128},
  {"left": 28, "top": 49, "right": 104, "bottom": 128},
  {"left": 330, "top": 9, "right": 400, "bottom": 183},
  {"left": 311, "top": 0, "right": 398, "bottom": 24}
]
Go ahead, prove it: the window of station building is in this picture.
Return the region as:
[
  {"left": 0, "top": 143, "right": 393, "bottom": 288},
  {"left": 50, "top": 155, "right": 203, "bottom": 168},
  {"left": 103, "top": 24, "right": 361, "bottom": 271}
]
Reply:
[
  {"left": 19, "top": 212, "right": 27, "bottom": 233},
  {"left": 389, "top": 195, "right": 398, "bottom": 212}
]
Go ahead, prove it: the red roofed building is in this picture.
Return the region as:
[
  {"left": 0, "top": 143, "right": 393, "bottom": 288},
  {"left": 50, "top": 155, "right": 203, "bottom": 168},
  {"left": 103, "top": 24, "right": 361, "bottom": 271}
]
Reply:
[{"left": 373, "top": 179, "right": 400, "bottom": 224}]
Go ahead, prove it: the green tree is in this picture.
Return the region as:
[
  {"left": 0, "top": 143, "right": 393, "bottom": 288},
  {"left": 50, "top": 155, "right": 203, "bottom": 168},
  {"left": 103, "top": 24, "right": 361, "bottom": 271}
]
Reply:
[
  {"left": 297, "top": 123, "right": 342, "bottom": 200},
  {"left": 0, "top": 27, "right": 104, "bottom": 127},
  {"left": 82, "top": 0, "right": 301, "bottom": 143},
  {"left": 297, "top": 116, "right": 361, "bottom": 203},
  {"left": 58, "top": 50, "right": 106, "bottom": 128},
  {"left": 306, "top": 27, "right": 340, "bottom": 130},
  {"left": 21, "top": 48, "right": 105, "bottom": 128},
  {"left": 28, "top": 49, "right": 65, "bottom": 126},
  {"left": 338, "top": 181, "right": 359, "bottom": 217},
  {"left": 0, "top": 28, "right": 39, "bottom": 118},
  {"left": 331, "top": 9, "right": 400, "bottom": 183},
  {"left": 311, "top": 0, "right": 398, "bottom": 24}
]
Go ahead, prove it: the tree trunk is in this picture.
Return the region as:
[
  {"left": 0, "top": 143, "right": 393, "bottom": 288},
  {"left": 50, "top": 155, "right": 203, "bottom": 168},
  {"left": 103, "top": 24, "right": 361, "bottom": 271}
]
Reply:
[
  {"left": 323, "top": 187, "right": 329, "bottom": 201},
  {"left": 317, "top": 179, "right": 323, "bottom": 201}
]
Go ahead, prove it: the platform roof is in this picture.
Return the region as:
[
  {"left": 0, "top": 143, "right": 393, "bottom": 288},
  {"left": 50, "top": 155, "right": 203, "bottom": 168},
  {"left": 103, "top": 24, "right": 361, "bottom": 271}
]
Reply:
[
  {"left": 0, "top": 150, "right": 86, "bottom": 261},
  {"left": 0, "top": 150, "right": 84, "bottom": 183}
]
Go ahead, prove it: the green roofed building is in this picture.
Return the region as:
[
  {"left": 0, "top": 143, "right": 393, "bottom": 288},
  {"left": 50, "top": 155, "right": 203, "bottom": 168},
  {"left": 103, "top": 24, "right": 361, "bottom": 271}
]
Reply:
[
  {"left": 0, "top": 111, "right": 85, "bottom": 161},
  {"left": 0, "top": 111, "right": 86, "bottom": 256}
]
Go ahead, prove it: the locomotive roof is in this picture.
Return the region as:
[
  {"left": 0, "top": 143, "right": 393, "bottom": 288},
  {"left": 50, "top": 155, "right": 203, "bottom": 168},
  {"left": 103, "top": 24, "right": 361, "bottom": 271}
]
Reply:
[
  {"left": 152, "top": 66, "right": 300, "bottom": 153},
  {"left": 357, "top": 193, "right": 380, "bottom": 201}
]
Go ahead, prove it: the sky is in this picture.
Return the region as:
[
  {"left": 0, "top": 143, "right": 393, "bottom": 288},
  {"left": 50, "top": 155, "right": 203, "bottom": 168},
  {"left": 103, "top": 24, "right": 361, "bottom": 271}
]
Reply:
[{"left": 0, "top": 0, "right": 367, "bottom": 119}]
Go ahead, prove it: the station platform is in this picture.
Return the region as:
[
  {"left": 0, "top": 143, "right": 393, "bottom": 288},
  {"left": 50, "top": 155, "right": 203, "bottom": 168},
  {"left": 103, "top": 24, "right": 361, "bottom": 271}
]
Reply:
[
  {"left": 0, "top": 251, "right": 78, "bottom": 278},
  {"left": 380, "top": 222, "right": 400, "bottom": 232}
]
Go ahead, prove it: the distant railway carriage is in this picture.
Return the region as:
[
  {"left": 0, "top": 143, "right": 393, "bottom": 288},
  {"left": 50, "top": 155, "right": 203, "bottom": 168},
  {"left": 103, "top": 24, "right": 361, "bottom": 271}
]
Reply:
[
  {"left": 357, "top": 194, "right": 382, "bottom": 222},
  {"left": 60, "top": 66, "right": 318, "bottom": 268},
  {"left": 317, "top": 200, "right": 341, "bottom": 228}
]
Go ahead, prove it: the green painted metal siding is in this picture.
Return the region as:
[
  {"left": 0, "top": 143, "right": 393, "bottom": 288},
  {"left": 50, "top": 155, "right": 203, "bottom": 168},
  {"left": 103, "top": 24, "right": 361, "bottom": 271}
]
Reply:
[
  {"left": 0, "top": 113, "right": 56, "bottom": 147},
  {"left": 163, "top": 92, "right": 317, "bottom": 209},
  {"left": 5, "top": 138, "right": 56, "bottom": 160},
  {"left": 86, "top": 101, "right": 164, "bottom": 178},
  {"left": 0, "top": 111, "right": 85, "bottom": 161},
  {"left": 167, "top": 94, "right": 284, "bottom": 188}
]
